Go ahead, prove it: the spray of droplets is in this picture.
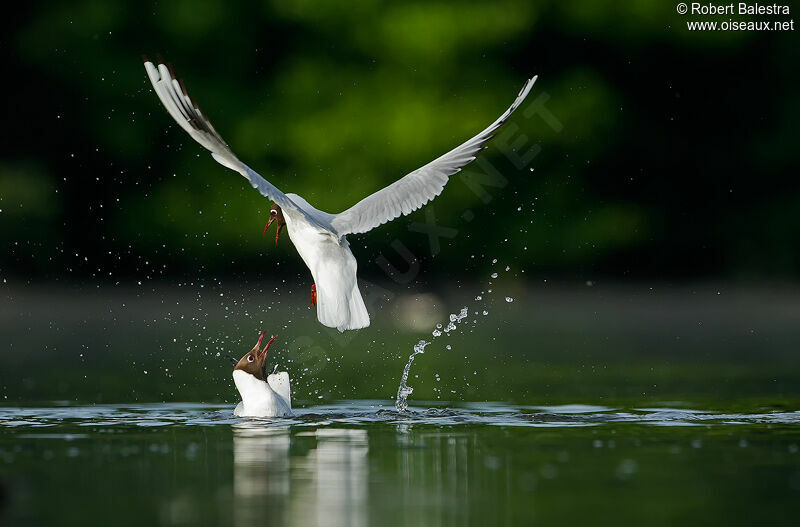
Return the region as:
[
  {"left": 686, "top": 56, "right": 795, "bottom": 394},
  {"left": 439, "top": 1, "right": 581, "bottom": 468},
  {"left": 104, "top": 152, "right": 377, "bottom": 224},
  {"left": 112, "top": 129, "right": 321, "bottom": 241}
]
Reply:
[
  {"left": 394, "top": 257, "right": 520, "bottom": 411},
  {"left": 395, "top": 307, "right": 468, "bottom": 412}
]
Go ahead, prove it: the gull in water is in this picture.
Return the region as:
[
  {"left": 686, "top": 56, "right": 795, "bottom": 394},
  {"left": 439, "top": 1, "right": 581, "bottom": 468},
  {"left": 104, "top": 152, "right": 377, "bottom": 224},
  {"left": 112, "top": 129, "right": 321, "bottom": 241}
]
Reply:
[
  {"left": 229, "top": 330, "right": 292, "bottom": 418},
  {"left": 144, "top": 59, "right": 537, "bottom": 331}
]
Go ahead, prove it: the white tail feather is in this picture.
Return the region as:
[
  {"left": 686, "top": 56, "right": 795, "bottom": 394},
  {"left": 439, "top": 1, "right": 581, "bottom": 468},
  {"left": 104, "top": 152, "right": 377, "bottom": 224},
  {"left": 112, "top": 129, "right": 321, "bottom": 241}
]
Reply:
[{"left": 308, "top": 239, "right": 370, "bottom": 332}]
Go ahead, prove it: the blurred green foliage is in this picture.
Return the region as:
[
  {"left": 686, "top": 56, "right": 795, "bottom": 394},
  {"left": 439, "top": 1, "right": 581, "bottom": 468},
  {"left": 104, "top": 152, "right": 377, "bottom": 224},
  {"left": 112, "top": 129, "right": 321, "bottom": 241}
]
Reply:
[{"left": 1, "top": 0, "right": 798, "bottom": 281}]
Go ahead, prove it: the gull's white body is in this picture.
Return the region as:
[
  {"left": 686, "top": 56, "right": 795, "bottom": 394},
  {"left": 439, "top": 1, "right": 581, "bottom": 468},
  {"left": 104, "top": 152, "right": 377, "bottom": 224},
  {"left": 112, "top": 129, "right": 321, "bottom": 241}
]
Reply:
[
  {"left": 281, "top": 195, "right": 370, "bottom": 331},
  {"left": 233, "top": 369, "right": 293, "bottom": 418},
  {"left": 144, "top": 61, "right": 536, "bottom": 331}
]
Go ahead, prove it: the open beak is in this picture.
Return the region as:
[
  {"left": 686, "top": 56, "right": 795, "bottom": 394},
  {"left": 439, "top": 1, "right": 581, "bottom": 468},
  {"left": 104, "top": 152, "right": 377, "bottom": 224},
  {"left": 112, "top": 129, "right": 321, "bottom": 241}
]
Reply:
[
  {"left": 263, "top": 218, "right": 283, "bottom": 246},
  {"left": 258, "top": 333, "right": 277, "bottom": 360},
  {"left": 253, "top": 329, "right": 269, "bottom": 351}
]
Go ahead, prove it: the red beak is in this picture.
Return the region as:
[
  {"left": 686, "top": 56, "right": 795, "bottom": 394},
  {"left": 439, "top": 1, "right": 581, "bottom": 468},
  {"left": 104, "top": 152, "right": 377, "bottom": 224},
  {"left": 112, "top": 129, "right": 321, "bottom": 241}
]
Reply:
[
  {"left": 263, "top": 218, "right": 274, "bottom": 235},
  {"left": 263, "top": 218, "right": 283, "bottom": 245},
  {"left": 254, "top": 329, "right": 269, "bottom": 349},
  {"left": 258, "top": 333, "right": 277, "bottom": 359}
]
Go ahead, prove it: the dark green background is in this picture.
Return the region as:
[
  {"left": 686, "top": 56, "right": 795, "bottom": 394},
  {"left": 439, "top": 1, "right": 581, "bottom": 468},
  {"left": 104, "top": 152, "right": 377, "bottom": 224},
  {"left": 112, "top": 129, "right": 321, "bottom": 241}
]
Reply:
[
  {"left": 2, "top": 4, "right": 800, "bottom": 526},
  {"left": 2, "top": 0, "right": 798, "bottom": 283}
]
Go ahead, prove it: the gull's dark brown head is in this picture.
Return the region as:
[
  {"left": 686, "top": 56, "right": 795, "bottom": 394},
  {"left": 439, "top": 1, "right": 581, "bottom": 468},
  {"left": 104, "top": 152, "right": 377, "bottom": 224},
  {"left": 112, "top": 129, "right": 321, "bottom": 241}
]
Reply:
[
  {"left": 263, "top": 203, "right": 286, "bottom": 245},
  {"left": 228, "top": 330, "right": 276, "bottom": 381}
]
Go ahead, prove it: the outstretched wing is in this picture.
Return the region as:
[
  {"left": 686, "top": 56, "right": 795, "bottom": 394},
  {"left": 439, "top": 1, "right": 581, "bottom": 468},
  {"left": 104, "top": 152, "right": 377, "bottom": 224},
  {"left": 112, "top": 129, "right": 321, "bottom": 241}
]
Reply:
[
  {"left": 267, "top": 371, "right": 292, "bottom": 411},
  {"left": 331, "top": 76, "right": 537, "bottom": 236},
  {"left": 143, "top": 59, "right": 326, "bottom": 228}
]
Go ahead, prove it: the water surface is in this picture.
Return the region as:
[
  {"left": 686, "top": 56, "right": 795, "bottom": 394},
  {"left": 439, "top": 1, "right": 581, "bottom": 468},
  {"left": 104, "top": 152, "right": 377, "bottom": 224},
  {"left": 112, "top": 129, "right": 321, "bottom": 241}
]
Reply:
[
  {"left": 1, "top": 400, "right": 799, "bottom": 526},
  {"left": 2, "top": 284, "right": 800, "bottom": 524}
]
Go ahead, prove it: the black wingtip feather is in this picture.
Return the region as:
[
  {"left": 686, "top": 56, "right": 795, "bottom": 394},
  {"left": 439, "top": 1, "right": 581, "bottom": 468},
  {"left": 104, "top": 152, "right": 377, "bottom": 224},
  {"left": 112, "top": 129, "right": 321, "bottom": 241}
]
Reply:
[
  {"left": 166, "top": 62, "right": 178, "bottom": 78},
  {"left": 178, "top": 78, "right": 190, "bottom": 98}
]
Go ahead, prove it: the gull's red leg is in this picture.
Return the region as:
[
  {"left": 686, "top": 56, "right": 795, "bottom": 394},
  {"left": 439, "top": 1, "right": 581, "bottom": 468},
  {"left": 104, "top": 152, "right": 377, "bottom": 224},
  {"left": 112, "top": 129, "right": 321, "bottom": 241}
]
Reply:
[{"left": 311, "top": 284, "right": 317, "bottom": 307}]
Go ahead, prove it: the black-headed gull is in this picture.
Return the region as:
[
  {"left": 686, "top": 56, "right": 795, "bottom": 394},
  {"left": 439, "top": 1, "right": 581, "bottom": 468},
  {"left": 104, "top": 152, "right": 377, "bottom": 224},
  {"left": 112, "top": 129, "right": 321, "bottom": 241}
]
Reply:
[
  {"left": 229, "top": 330, "right": 292, "bottom": 418},
  {"left": 144, "top": 59, "right": 536, "bottom": 331}
]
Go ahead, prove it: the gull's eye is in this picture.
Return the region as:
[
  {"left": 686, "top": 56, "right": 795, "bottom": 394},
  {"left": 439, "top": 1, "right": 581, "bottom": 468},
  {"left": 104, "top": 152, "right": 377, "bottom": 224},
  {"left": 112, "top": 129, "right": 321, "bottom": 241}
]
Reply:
[
  {"left": 247, "top": 355, "right": 254, "bottom": 363},
  {"left": 270, "top": 210, "right": 277, "bottom": 216}
]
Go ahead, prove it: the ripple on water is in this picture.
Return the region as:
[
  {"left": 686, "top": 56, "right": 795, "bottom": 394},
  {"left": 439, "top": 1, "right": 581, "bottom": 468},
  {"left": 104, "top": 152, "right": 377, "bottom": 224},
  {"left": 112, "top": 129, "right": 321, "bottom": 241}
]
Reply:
[{"left": 1, "top": 401, "right": 799, "bottom": 431}]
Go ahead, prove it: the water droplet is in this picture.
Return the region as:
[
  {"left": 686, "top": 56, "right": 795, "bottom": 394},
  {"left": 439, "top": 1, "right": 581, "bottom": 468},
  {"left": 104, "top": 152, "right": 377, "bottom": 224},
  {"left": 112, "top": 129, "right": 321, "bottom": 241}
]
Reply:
[
  {"left": 490, "top": 272, "right": 498, "bottom": 278},
  {"left": 505, "top": 297, "right": 514, "bottom": 303}
]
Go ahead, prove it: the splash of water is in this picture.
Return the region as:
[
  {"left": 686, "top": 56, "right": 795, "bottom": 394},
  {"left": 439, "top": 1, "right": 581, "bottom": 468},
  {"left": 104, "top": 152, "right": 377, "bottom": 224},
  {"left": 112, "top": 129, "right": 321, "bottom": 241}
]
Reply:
[
  {"left": 394, "top": 340, "right": 429, "bottom": 412},
  {"left": 395, "top": 307, "right": 469, "bottom": 412}
]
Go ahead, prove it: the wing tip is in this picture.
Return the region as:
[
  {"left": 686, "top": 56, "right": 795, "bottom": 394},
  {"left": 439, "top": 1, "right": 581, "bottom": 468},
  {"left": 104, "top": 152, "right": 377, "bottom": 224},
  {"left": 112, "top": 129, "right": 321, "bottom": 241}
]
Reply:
[
  {"left": 517, "top": 75, "right": 538, "bottom": 100},
  {"left": 177, "top": 78, "right": 190, "bottom": 99},
  {"left": 143, "top": 57, "right": 161, "bottom": 83}
]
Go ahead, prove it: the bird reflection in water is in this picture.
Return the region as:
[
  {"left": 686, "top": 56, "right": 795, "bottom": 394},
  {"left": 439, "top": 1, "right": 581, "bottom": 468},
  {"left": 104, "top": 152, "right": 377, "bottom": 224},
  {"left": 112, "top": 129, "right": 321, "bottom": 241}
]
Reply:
[{"left": 232, "top": 423, "right": 368, "bottom": 527}]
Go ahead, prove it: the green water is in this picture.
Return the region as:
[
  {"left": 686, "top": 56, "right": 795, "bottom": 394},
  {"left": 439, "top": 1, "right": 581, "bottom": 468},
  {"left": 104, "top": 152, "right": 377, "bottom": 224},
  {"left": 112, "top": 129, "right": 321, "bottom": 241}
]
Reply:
[
  {"left": 1, "top": 402, "right": 799, "bottom": 525},
  {"left": 1, "top": 283, "right": 799, "bottom": 524}
]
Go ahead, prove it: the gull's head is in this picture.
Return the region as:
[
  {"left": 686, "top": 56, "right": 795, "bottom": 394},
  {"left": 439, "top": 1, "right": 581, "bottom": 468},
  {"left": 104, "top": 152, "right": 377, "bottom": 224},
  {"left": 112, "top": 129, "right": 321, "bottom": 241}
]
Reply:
[
  {"left": 228, "top": 330, "right": 277, "bottom": 382},
  {"left": 263, "top": 203, "right": 286, "bottom": 245}
]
